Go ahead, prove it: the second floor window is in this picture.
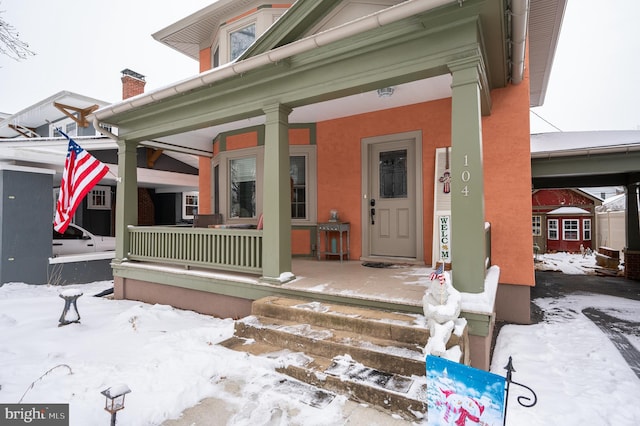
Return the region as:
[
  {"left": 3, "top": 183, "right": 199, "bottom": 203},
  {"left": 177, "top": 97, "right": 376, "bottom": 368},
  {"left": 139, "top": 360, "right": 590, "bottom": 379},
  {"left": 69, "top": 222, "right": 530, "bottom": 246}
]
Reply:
[{"left": 230, "top": 23, "right": 255, "bottom": 61}]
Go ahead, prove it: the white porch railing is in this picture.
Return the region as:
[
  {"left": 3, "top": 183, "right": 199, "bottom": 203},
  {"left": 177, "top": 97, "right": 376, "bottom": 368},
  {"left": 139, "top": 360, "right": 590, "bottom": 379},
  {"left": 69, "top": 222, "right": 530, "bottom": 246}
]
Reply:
[{"left": 127, "top": 226, "right": 263, "bottom": 274}]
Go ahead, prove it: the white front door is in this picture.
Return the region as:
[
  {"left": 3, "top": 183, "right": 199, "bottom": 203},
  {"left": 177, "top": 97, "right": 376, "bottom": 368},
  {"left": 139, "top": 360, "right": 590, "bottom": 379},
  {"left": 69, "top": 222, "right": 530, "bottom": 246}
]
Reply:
[{"left": 368, "top": 139, "right": 416, "bottom": 258}]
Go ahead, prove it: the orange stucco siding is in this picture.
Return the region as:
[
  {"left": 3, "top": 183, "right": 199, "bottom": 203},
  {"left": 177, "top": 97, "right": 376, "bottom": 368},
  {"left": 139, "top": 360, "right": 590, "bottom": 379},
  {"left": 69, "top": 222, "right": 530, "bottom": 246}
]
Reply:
[
  {"left": 198, "top": 156, "right": 212, "bottom": 214},
  {"left": 226, "top": 132, "right": 259, "bottom": 150},
  {"left": 316, "top": 99, "right": 452, "bottom": 262},
  {"left": 290, "top": 128, "right": 311, "bottom": 145},
  {"left": 199, "top": 48, "right": 212, "bottom": 73},
  {"left": 483, "top": 80, "right": 535, "bottom": 286},
  {"left": 292, "top": 229, "right": 311, "bottom": 255}
]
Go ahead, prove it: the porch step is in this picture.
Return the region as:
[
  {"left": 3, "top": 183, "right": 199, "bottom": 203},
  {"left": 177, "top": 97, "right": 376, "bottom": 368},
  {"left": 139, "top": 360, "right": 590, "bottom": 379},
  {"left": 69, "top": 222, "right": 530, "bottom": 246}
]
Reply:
[{"left": 220, "top": 296, "right": 469, "bottom": 420}]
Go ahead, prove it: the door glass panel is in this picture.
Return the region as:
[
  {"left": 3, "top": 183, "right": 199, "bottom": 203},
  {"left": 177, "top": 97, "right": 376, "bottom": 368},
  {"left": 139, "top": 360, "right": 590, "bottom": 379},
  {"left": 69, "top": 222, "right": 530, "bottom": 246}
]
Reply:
[{"left": 379, "top": 149, "right": 407, "bottom": 199}]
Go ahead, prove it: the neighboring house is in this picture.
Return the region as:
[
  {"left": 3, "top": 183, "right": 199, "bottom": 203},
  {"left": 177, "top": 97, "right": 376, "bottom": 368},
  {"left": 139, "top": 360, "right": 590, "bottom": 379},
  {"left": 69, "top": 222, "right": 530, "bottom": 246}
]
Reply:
[
  {"left": 91, "top": 0, "right": 567, "bottom": 369},
  {"left": 0, "top": 83, "right": 200, "bottom": 233},
  {"left": 0, "top": 82, "right": 199, "bottom": 285},
  {"left": 532, "top": 188, "right": 601, "bottom": 253}
]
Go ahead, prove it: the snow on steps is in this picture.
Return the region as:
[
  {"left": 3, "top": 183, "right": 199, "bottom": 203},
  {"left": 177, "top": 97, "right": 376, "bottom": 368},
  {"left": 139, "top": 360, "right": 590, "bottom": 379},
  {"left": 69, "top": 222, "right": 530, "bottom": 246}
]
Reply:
[{"left": 220, "top": 296, "right": 469, "bottom": 421}]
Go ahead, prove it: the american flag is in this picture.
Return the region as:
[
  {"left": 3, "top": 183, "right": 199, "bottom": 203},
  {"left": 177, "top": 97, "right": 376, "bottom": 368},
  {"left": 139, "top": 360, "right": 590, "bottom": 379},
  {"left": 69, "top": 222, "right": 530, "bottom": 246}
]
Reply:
[
  {"left": 429, "top": 263, "right": 445, "bottom": 284},
  {"left": 53, "top": 128, "right": 110, "bottom": 233}
]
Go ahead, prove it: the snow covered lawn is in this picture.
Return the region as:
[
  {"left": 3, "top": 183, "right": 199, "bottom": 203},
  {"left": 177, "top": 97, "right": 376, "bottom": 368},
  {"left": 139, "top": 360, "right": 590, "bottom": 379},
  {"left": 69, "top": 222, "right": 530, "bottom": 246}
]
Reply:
[{"left": 1, "top": 252, "right": 639, "bottom": 425}]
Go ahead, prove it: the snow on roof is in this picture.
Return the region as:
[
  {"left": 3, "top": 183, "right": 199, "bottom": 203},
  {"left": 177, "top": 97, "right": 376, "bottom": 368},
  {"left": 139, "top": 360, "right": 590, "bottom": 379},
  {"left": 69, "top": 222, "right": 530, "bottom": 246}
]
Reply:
[
  {"left": 597, "top": 193, "right": 626, "bottom": 212},
  {"left": 547, "top": 206, "right": 591, "bottom": 215},
  {"left": 531, "top": 130, "right": 640, "bottom": 156}
]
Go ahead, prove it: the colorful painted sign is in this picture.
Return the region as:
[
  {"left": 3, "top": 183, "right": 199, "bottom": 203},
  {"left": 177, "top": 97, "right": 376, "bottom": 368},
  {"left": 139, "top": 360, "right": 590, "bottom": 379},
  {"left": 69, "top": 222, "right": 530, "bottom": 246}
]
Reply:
[{"left": 427, "top": 355, "right": 506, "bottom": 426}]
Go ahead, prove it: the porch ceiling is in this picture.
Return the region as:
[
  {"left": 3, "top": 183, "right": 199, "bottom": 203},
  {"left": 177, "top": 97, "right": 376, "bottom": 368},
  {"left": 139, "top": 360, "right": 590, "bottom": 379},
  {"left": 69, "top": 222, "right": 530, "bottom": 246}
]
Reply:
[{"left": 94, "top": 1, "right": 495, "bottom": 152}]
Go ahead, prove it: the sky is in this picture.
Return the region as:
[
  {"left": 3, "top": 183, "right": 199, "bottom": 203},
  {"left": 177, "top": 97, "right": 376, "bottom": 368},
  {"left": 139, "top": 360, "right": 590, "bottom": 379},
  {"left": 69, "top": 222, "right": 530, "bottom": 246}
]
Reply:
[
  {"left": 0, "top": 252, "right": 639, "bottom": 425},
  {"left": 0, "top": 0, "right": 214, "bottom": 112},
  {"left": 1, "top": 0, "right": 640, "bottom": 134}
]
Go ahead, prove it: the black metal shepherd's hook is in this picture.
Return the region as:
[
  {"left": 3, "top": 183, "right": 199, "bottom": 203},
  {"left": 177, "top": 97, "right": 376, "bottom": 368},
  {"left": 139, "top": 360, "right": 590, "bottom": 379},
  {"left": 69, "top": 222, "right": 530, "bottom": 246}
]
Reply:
[{"left": 503, "top": 356, "right": 538, "bottom": 426}]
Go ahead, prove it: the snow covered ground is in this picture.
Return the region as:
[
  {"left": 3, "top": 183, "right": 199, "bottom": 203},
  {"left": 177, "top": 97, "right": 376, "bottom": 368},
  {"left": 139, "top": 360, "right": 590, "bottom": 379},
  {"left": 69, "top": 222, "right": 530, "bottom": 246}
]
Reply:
[
  {"left": 534, "top": 250, "right": 622, "bottom": 275},
  {"left": 0, "top": 252, "right": 639, "bottom": 425}
]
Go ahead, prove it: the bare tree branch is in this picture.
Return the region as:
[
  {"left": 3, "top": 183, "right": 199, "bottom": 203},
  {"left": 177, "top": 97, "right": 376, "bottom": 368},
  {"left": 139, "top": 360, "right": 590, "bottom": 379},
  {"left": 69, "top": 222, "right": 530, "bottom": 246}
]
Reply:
[{"left": 0, "top": 5, "right": 35, "bottom": 61}]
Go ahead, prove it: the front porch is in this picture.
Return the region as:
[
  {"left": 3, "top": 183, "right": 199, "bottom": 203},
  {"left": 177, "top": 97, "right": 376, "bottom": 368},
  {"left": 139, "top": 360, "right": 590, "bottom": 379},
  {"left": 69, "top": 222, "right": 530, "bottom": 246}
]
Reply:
[{"left": 113, "top": 256, "right": 497, "bottom": 369}]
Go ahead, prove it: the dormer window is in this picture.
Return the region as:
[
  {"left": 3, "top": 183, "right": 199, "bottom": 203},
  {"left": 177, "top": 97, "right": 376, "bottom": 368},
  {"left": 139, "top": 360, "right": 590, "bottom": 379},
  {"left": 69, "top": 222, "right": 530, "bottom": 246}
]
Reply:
[{"left": 230, "top": 23, "right": 256, "bottom": 61}]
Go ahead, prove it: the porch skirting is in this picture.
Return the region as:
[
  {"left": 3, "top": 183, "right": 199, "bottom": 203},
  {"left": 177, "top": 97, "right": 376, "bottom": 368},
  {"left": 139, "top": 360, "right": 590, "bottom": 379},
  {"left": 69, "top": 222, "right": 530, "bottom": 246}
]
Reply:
[
  {"left": 495, "top": 283, "right": 532, "bottom": 324},
  {"left": 115, "top": 276, "right": 253, "bottom": 319},
  {"left": 112, "top": 259, "right": 501, "bottom": 370}
]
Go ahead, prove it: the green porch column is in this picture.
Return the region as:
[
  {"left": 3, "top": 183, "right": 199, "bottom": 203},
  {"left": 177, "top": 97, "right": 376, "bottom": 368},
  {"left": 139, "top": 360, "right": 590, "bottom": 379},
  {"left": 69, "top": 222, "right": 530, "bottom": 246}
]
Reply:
[
  {"left": 449, "top": 59, "right": 486, "bottom": 294},
  {"left": 262, "top": 104, "right": 293, "bottom": 282},
  {"left": 114, "top": 139, "right": 138, "bottom": 263},
  {"left": 626, "top": 183, "right": 640, "bottom": 250}
]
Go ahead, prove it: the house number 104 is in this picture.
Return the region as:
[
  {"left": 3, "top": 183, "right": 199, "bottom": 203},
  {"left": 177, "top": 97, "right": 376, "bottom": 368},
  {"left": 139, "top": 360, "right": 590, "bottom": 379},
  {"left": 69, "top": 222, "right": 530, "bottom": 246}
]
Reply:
[{"left": 461, "top": 154, "right": 470, "bottom": 196}]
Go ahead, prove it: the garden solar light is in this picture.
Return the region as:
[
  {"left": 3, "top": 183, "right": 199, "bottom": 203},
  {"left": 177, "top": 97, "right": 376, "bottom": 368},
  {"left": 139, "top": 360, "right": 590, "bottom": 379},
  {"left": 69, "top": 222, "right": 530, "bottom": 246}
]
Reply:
[{"left": 101, "top": 384, "right": 131, "bottom": 426}]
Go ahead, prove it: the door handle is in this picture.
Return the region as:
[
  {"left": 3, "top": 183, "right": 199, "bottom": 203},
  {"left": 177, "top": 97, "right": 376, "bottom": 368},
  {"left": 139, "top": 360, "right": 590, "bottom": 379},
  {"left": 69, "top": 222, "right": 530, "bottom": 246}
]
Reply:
[{"left": 370, "top": 198, "right": 376, "bottom": 225}]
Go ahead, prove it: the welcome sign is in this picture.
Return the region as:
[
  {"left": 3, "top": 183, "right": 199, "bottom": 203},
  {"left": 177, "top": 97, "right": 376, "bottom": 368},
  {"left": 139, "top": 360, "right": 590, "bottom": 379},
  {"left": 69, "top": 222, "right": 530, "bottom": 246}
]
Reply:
[
  {"left": 438, "top": 215, "right": 450, "bottom": 262},
  {"left": 426, "top": 356, "right": 505, "bottom": 426}
]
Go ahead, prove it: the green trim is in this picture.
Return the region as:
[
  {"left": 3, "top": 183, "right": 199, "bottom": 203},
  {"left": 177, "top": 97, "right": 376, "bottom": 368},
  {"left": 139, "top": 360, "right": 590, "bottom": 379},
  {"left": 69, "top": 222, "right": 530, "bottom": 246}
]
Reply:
[
  {"left": 460, "top": 311, "right": 494, "bottom": 337},
  {"left": 217, "top": 125, "right": 266, "bottom": 152},
  {"left": 240, "top": 0, "right": 342, "bottom": 60},
  {"left": 215, "top": 123, "right": 316, "bottom": 153}
]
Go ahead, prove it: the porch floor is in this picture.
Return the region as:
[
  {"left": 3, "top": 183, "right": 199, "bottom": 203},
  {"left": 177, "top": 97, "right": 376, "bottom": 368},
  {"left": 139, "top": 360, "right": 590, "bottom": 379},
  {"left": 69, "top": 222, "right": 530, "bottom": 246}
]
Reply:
[{"left": 282, "top": 258, "right": 430, "bottom": 309}]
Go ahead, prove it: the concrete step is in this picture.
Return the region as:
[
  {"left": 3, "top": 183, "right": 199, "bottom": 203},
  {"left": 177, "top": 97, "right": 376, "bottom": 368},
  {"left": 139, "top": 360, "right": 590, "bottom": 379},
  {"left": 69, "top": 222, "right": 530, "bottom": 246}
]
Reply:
[
  {"left": 220, "top": 336, "right": 427, "bottom": 421},
  {"left": 220, "top": 296, "right": 468, "bottom": 421},
  {"left": 252, "top": 296, "right": 431, "bottom": 345},
  {"left": 233, "top": 314, "right": 427, "bottom": 376}
]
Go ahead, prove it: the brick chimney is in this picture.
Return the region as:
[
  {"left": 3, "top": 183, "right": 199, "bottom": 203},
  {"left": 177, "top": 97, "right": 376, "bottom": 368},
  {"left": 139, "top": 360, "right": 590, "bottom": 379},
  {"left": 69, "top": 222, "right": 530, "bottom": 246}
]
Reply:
[{"left": 121, "top": 68, "right": 146, "bottom": 100}]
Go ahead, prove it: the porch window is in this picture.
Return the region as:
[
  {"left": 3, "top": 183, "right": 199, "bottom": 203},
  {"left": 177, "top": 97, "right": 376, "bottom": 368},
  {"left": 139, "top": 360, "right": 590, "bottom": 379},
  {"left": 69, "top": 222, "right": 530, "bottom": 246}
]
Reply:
[
  {"left": 230, "top": 157, "right": 256, "bottom": 218},
  {"left": 532, "top": 215, "right": 542, "bottom": 236},
  {"left": 548, "top": 219, "right": 558, "bottom": 240},
  {"left": 214, "top": 145, "right": 316, "bottom": 225},
  {"left": 290, "top": 155, "right": 306, "bottom": 219},
  {"left": 563, "top": 219, "right": 579, "bottom": 241},
  {"left": 183, "top": 191, "right": 199, "bottom": 219},
  {"left": 230, "top": 23, "right": 255, "bottom": 61},
  {"left": 583, "top": 218, "right": 592, "bottom": 241}
]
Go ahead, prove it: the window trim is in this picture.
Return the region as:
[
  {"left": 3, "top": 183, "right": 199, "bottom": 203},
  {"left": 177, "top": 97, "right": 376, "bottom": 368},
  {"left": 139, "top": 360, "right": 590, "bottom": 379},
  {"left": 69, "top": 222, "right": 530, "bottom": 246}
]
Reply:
[{"left": 547, "top": 218, "right": 559, "bottom": 240}]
